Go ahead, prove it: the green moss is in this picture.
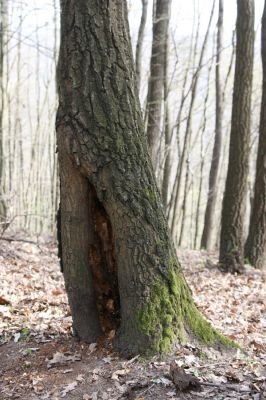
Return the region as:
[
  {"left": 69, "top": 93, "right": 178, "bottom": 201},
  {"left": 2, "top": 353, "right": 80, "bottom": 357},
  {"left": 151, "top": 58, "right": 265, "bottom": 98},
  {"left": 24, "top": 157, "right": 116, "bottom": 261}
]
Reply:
[
  {"left": 143, "top": 187, "right": 157, "bottom": 205},
  {"left": 137, "top": 263, "right": 237, "bottom": 354},
  {"left": 116, "top": 135, "right": 126, "bottom": 154}
]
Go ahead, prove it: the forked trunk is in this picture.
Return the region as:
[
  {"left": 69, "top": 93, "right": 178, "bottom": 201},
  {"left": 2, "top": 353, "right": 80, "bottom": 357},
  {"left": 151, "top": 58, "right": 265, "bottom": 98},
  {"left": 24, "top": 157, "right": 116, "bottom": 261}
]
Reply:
[{"left": 57, "top": 0, "right": 230, "bottom": 354}]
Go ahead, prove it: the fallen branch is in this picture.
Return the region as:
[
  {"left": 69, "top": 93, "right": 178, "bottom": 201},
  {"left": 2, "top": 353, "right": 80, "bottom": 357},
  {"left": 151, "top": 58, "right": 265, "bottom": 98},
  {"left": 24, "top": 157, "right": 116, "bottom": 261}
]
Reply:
[
  {"left": 0, "top": 236, "right": 39, "bottom": 245},
  {"left": 170, "top": 363, "right": 258, "bottom": 394}
]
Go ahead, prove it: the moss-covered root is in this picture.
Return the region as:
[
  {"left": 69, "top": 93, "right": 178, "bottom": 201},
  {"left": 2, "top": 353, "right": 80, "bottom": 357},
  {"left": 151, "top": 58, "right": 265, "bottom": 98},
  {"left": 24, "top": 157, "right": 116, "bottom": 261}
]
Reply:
[{"left": 137, "top": 267, "right": 236, "bottom": 354}]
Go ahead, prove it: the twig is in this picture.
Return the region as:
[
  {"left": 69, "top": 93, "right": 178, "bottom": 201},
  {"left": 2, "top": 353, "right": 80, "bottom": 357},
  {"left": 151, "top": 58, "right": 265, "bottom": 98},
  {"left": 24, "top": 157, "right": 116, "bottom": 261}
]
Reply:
[
  {"left": 199, "top": 381, "right": 253, "bottom": 393},
  {"left": 0, "top": 236, "right": 39, "bottom": 245}
]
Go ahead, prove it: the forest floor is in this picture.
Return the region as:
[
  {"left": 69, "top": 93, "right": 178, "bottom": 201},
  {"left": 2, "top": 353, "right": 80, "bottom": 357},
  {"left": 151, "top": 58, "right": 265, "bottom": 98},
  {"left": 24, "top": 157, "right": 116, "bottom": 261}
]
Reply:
[{"left": 0, "top": 238, "right": 265, "bottom": 400}]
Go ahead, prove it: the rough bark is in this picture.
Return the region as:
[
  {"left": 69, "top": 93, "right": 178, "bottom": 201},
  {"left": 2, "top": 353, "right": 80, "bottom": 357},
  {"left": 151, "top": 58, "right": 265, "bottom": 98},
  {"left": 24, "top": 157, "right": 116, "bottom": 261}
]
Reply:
[
  {"left": 56, "top": 0, "right": 231, "bottom": 355},
  {"left": 244, "top": 2, "right": 266, "bottom": 270},
  {"left": 201, "top": 0, "right": 224, "bottom": 251},
  {"left": 135, "top": 0, "right": 148, "bottom": 93},
  {"left": 219, "top": 0, "right": 254, "bottom": 273},
  {"left": 146, "top": 0, "right": 171, "bottom": 171}
]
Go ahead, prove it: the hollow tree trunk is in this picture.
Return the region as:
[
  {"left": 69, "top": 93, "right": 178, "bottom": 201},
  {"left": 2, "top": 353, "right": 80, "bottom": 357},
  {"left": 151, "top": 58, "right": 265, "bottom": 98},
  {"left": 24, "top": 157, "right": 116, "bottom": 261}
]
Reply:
[
  {"left": 57, "top": 0, "right": 229, "bottom": 355},
  {"left": 244, "top": 2, "right": 266, "bottom": 270},
  {"left": 201, "top": 0, "right": 224, "bottom": 251},
  {"left": 219, "top": 0, "right": 254, "bottom": 273},
  {"left": 146, "top": 0, "right": 171, "bottom": 171}
]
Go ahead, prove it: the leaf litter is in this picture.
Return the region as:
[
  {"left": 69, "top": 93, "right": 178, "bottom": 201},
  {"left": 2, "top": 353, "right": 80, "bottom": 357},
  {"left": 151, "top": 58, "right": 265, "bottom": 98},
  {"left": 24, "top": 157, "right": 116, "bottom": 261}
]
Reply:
[{"left": 0, "top": 240, "right": 265, "bottom": 399}]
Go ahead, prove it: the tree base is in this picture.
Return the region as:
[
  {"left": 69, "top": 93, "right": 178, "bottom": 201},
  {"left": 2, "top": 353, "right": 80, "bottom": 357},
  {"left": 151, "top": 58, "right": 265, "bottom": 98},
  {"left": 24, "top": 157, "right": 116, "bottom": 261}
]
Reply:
[
  {"left": 116, "top": 267, "right": 237, "bottom": 355},
  {"left": 219, "top": 251, "right": 245, "bottom": 274}
]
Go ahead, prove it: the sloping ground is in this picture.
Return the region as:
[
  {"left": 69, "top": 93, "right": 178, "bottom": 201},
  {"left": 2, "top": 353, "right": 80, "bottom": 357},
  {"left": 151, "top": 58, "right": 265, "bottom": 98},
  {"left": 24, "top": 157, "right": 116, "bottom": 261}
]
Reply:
[{"left": 0, "top": 239, "right": 265, "bottom": 400}]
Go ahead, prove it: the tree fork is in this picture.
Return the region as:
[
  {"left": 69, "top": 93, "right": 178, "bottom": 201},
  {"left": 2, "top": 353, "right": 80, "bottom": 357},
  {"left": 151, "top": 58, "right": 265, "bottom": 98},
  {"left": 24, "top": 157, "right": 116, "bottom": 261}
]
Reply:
[{"left": 57, "top": 0, "right": 234, "bottom": 355}]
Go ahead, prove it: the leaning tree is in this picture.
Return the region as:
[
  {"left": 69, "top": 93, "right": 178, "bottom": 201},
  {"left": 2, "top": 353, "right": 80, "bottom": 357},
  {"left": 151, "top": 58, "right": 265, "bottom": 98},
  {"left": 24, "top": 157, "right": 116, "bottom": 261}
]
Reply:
[{"left": 56, "top": 0, "right": 230, "bottom": 354}]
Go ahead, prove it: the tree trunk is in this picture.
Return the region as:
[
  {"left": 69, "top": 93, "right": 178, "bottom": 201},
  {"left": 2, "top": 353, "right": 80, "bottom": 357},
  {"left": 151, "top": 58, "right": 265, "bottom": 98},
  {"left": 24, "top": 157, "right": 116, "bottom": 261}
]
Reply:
[
  {"left": 244, "top": 1, "right": 266, "bottom": 270},
  {"left": 135, "top": 0, "right": 148, "bottom": 93},
  {"left": 146, "top": 0, "right": 171, "bottom": 171},
  {"left": 161, "top": 26, "right": 171, "bottom": 210},
  {"left": 56, "top": 0, "right": 229, "bottom": 355},
  {"left": 201, "top": 0, "right": 224, "bottom": 251},
  {"left": 170, "top": 0, "right": 215, "bottom": 241},
  {"left": 219, "top": 0, "right": 254, "bottom": 273},
  {"left": 0, "top": 0, "right": 7, "bottom": 222}
]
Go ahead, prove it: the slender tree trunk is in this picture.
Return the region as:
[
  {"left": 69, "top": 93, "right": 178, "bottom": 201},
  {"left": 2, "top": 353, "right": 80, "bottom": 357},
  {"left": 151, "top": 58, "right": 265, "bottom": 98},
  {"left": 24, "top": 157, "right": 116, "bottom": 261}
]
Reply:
[
  {"left": 161, "top": 27, "right": 171, "bottom": 210},
  {"left": 201, "top": 0, "right": 224, "bottom": 250},
  {"left": 167, "top": 19, "right": 198, "bottom": 223},
  {"left": 56, "top": 0, "right": 229, "bottom": 355},
  {"left": 0, "top": 0, "right": 7, "bottom": 222},
  {"left": 219, "top": 0, "right": 254, "bottom": 273},
  {"left": 146, "top": 0, "right": 171, "bottom": 171},
  {"left": 178, "top": 158, "right": 190, "bottom": 247},
  {"left": 170, "top": 0, "right": 215, "bottom": 241},
  {"left": 135, "top": 0, "right": 148, "bottom": 93},
  {"left": 244, "top": 1, "right": 266, "bottom": 270}
]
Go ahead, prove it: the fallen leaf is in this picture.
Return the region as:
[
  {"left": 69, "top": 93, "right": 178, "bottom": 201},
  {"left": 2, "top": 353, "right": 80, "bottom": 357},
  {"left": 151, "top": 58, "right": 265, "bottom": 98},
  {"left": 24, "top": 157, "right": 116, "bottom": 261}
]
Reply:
[
  {"left": 76, "top": 374, "right": 84, "bottom": 382},
  {"left": 88, "top": 343, "right": 97, "bottom": 353},
  {"left": 60, "top": 381, "right": 77, "bottom": 397},
  {"left": 13, "top": 332, "right": 20, "bottom": 342},
  {"left": 103, "top": 356, "right": 112, "bottom": 364},
  {"left": 47, "top": 351, "right": 81, "bottom": 368},
  {"left": 170, "top": 362, "right": 201, "bottom": 392},
  {"left": 111, "top": 368, "right": 130, "bottom": 380},
  {"left": 0, "top": 295, "right": 11, "bottom": 305}
]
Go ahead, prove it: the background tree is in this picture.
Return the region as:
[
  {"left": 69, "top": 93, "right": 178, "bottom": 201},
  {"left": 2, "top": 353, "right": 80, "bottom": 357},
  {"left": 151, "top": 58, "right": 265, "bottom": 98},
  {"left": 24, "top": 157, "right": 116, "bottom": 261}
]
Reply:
[
  {"left": 135, "top": 0, "right": 148, "bottom": 93},
  {"left": 219, "top": 0, "right": 254, "bottom": 273},
  {"left": 170, "top": 1, "right": 215, "bottom": 242},
  {"left": 56, "top": 0, "right": 229, "bottom": 355},
  {"left": 201, "top": 0, "right": 224, "bottom": 250},
  {"left": 244, "top": 1, "right": 266, "bottom": 270},
  {"left": 0, "top": 0, "right": 7, "bottom": 223},
  {"left": 146, "top": 0, "right": 171, "bottom": 171}
]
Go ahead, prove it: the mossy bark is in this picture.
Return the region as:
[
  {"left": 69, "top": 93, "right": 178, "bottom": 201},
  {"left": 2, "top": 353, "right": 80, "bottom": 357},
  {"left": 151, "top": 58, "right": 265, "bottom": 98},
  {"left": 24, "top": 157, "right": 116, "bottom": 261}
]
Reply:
[{"left": 57, "top": 0, "right": 232, "bottom": 354}]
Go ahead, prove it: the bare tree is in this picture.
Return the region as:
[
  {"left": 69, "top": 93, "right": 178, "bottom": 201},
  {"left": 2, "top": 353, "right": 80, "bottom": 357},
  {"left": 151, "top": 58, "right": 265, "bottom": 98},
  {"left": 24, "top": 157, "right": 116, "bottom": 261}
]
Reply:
[
  {"left": 135, "top": 0, "right": 148, "bottom": 93},
  {"left": 244, "top": 1, "right": 266, "bottom": 270},
  {"left": 0, "top": 0, "right": 7, "bottom": 222},
  {"left": 201, "top": 0, "right": 224, "bottom": 250},
  {"left": 161, "top": 24, "right": 171, "bottom": 209},
  {"left": 170, "top": 0, "right": 216, "bottom": 242},
  {"left": 219, "top": 0, "right": 254, "bottom": 273},
  {"left": 146, "top": 0, "right": 171, "bottom": 170}
]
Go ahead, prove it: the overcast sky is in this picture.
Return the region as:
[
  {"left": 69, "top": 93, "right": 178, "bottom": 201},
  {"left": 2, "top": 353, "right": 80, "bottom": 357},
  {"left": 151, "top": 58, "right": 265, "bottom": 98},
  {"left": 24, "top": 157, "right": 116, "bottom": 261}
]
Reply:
[{"left": 128, "top": 0, "right": 264, "bottom": 43}]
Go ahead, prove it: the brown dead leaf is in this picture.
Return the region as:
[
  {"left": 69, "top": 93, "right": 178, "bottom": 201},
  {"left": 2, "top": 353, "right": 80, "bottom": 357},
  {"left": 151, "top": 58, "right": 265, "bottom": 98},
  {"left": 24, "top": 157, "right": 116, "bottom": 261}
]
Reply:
[
  {"left": 170, "top": 362, "right": 201, "bottom": 392},
  {"left": 60, "top": 381, "right": 78, "bottom": 397},
  {"left": 0, "top": 295, "right": 11, "bottom": 305},
  {"left": 47, "top": 351, "right": 81, "bottom": 368},
  {"left": 52, "top": 288, "right": 64, "bottom": 296},
  {"left": 111, "top": 368, "right": 130, "bottom": 380}
]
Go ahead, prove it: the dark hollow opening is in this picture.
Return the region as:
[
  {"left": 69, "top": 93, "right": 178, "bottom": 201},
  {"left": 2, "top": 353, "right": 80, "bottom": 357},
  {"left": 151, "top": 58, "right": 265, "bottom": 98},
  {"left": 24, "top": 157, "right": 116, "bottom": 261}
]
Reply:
[{"left": 88, "top": 182, "right": 121, "bottom": 337}]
